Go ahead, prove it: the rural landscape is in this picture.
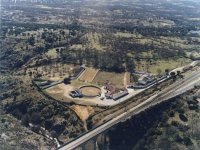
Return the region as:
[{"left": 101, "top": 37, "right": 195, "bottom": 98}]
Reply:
[{"left": 0, "top": 0, "right": 200, "bottom": 150}]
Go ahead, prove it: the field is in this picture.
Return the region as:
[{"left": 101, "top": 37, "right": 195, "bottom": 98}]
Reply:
[
  {"left": 93, "top": 71, "right": 125, "bottom": 87},
  {"left": 79, "top": 68, "right": 99, "bottom": 82},
  {"left": 137, "top": 58, "right": 191, "bottom": 74},
  {"left": 45, "top": 83, "right": 74, "bottom": 102}
]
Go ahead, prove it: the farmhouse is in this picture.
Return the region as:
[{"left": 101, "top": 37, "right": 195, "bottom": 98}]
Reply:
[
  {"left": 112, "top": 89, "right": 129, "bottom": 100},
  {"left": 138, "top": 75, "right": 155, "bottom": 85},
  {"left": 104, "top": 81, "right": 128, "bottom": 100}
]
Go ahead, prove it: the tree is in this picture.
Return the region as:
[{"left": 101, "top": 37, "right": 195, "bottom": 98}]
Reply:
[
  {"left": 63, "top": 77, "right": 71, "bottom": 85},
  {"left": 21, "top": 114, "right": 30, "bottom": 127},
  {"left": 165, "top": 69, "right": 170, "bottom": 75},
  {"left": 27, "top": 36, "right": 35, "bottom": 46},
  {"left": 170, "top": 71, "right": 176, "bottom": 81},
  {"left": 177, "top": 70, "right": 181, "bottom": 76},
  {"left": 31, "top": 113, "right": 41, "bottom": 124}
]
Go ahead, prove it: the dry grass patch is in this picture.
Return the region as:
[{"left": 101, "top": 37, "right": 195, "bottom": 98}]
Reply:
[
  {"left": 70, "top": 105, "right": 94, "bottom": 121},
  {"left": 93, "top": 71, "right": 124, "bottom": 87}
]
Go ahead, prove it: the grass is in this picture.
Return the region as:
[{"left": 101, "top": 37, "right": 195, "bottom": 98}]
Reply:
[
  {"left": 70, "top": 44, "right": 83, "bottom": 50},
  {"left": 84, "top": 32, "right": 104, "bottom": 51},
  {"left": 137, "top": 58, "right": 191, "bottom": 74},
  {"left": 114, "top": 32, "right": 142, "bottom": 38},
  {"left": 45, "top": 48, "right": 58, "bottom": 59},
  {"left": 93, "top": 71, "right": 125, "bottom": 87}
]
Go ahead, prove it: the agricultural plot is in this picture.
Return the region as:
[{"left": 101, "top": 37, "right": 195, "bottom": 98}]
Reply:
[
  {"left": 79, "top": 68, "right": 99, "bottom": 82},
  {"left": 93, "top": 71, "right": 125, "bottom": 87}
]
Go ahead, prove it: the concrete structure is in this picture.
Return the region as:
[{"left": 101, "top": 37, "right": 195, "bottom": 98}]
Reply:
[
  {"left": 112, "top": 90, "right": 129, "bottom": 100},
  {"left": 69, "top": 90, "right": 82, "bottom": 98},
  {"left": 138, "top": 75, "right": 155, "bottom": 85}
]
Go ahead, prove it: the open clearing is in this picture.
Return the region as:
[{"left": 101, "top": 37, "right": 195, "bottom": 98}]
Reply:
[
  {"left": 70, "top": 105, "right": 94, "bottom": 121},
  {"left": 80, "top": 86, "right": 101, "bottom": 97},
  {"left": 93, "top": 71, "right": 125, "bottom": 87},
  {"left": 79, "top": 68, "right": 99, "bottom": 82}
]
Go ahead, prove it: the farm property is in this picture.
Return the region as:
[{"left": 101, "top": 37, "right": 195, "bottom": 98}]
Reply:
[
  {"left": 79, "top": 68, "right": 99, "bottom": 82},
  {"left": 93, "top": 71, "right": 125, "bottom": 87}
]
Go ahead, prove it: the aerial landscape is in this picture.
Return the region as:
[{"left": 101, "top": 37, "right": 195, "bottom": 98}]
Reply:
[{"left": 0, "top": 0, "right": 200, "bottom": 150}]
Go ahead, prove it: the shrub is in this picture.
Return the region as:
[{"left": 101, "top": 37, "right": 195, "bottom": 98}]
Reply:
[
  {"left": 179, "top": 114, "right": 188, "bottom": 122},
  {"left": 175, "top": 134, "right": 183, "bottom": 143},
  {"left": 12, "top": 109, "right": 23, "bottom": 120},
  {"left": 171, "top": 120, "right": 179, "bottom": 127},
  {"left": 189, "top": 104, "right": 199, "bottom": 110},
  {"left": 31, "top": 113, "right": 42, "bottom": 124},
  {"left": 1, "top": 118, "right": 6, "bottom": 123},
  {"left": 21, "top": 114, "right": 30, "bottom": 127},
  {"left": 183, "top": 137, "right": 193, "bottom": 146},
  {"left": 168, "top": 111, "right": 175, "bottom": 117},
  {"left": 44, "top": 120, "right": 53, "bottom": 130}
]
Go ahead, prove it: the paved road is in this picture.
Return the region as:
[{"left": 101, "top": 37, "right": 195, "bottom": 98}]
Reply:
[{"left": 58, "top": 68, "right": 200, "bottom": 150}]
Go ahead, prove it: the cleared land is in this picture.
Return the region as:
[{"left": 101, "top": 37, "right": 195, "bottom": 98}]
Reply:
[
  {"left": 93, "top": 71, "right": 125, "bottom": 87},
  {"left": 70, "top": 105, "right": 94, "bottom": 121},
  {"left": 79, "top": 68, "right": 99, "bottom": 82},
  {"left": 80, "top": 86, "right": 101, "bottom": 96}
]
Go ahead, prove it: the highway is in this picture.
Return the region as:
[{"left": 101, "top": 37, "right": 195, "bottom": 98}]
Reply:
[{"left": 58, "top": 68, "right": 200, "bottom": 150}]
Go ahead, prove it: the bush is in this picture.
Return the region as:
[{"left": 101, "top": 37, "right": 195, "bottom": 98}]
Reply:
[
  {"left": 31, "top": 113, "right": 42, "bottom": 124},
  {"left": 188, "top": 104, "right": 199, "bottom": 110},
  {"left": 44, "top": 120, "right": 53, "bottom": 130},
  {"left": 1, "top": 118, "right": 6, "bottom": 123},
  {"left": 12, "top": 109, "right": 23, "bottom": 120},
  {"left": 21, "top": 114, "right": 30, "bottom": 127},
  {"left": 63, "top": 77, "right": 71, "bottom": 85},
  {"left": 175, "top": 134, "right": 183, "bottom": 143},
  {"left": 171, "top": 120, "right": 179, "bottom": 127},
  {"left": 179, "top": 114, "right": 188, "bottom": 122},
  {"left": 168, "top": 111, "right": 175, "bottom": 117},
  {"left": 183, "top": 137, "right": 193, "bottom": 146},
  {"left": 176, "top": 108, "right": 185, "bottom": 114}
]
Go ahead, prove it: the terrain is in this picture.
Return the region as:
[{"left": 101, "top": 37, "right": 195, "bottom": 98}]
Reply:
[
  {"left": 105, "top": 87, "right": 200, "bottom": 150},
  {"left": 0, "top": 0, "right": 200, "bottom": 149}
]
